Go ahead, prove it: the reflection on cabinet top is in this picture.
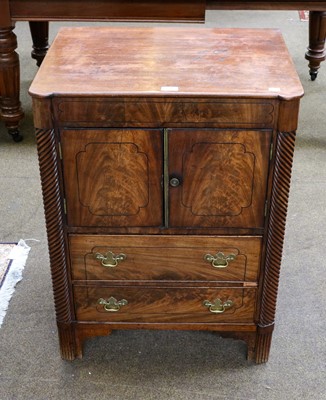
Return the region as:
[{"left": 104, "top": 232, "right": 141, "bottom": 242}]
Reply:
[{"left": 29, "top": 27, "right": 304, "bottom": 100}]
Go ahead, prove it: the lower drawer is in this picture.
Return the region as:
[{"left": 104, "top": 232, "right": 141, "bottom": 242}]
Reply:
[
  {"left": 73, "top": 286, "right": 256, "bottom": 323},
  {"left": 69, "top": 235, "right": 261, "bottom": 282}
]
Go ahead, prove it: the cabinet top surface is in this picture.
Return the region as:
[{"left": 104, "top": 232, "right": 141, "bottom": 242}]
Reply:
[{"left": 29, "top": 27, "right": 303, "bottom": 100}]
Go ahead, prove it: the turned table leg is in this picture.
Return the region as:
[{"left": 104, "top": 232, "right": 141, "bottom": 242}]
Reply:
[
  {"left": 305, "top": 11, "right": 326, "bottom": 81},
  {"left": 29, "top": 21, "right": 49, "bottom": 67},
  {"left": 0, "top": 26, "right": 24, "bottom": 141}
]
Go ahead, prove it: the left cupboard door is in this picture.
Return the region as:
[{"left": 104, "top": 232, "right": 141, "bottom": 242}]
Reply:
[{"left": 60, "top": 129, "right": 163, "bottom": 228}]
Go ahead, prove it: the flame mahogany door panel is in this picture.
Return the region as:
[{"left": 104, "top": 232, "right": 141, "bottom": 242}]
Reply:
[
  {"left": 60, "top": 128, "right": 163, "bottom": 227},
  {"left": 61, "top": 127, "right": 272, "bottom": 229},
  {"left": 168, "top": 129, "right": 272, "bottom": 228}
]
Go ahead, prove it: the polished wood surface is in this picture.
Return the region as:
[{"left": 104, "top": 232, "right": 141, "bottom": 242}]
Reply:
[
  {"left": 61, "top": 128, "right": 163, "bottom": 228},
  {"left": 31, "top": 27, "right": 303, "bottom": 363},
  {"left": 69, "top": 235, "right": 262, "bottom": 282},
  {"left": 51, "top": 98, "right": 277, "bottom": 129},
  {"left": 74, "top": 286, "right": 257, "bottom": 323},
  {"left": 30, "top": 27, "right": 303, "bottom": 99},
  {"left": 0, "top": 0, "right": 324, "bottom": 141},
  {"left": 168, "top": 128, "right": 271, "bottom": 228},
  {"left": 207, "top": 1, "right": 326, "bottom": 10},
  {"left": 10, "top": 0, "right": 206, "bottom": 21}
]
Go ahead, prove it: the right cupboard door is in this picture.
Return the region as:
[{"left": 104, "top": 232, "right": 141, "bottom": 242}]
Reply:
[{"left": 168, "top": 129, "right": 272, "bottom": 229}]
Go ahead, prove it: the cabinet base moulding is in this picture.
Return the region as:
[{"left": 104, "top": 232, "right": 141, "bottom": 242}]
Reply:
[{"left": 62, "top": 323, "right": 271, "bottom": 363}]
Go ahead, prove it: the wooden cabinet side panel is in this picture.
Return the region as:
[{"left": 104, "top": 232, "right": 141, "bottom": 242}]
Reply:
[
  {"left": 277, "top": 99, "right": 301, "bottom": 132},
  {"left": 32, "top": 98, "right": 53, "bottom": 128}
]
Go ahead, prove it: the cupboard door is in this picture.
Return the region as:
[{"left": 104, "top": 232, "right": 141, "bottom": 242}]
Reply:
[
  {"left": 168, "top": 129, "right": 272, "bottom": 228},
  {"left": 61, "top": 129, "right": 163, "bottom": 227}
]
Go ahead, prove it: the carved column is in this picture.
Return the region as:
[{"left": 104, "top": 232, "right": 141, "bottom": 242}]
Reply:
[
  {"left": 255, "top": 130, "right": 296, "bottom": 363},
  {"left": 36, "top": 128, "right": 76, "bottom": 360},
  {"left": 305, "top": 11, "right": 326, "bottom": 80},
  {"left": 0, "top": 26, "right": 24, "bottom": 141}
]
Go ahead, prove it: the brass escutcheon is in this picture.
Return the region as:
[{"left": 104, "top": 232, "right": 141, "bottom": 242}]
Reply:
[
  {"left": 95, "top": 251, "right": 126, "bottom": 268},
  {"left": 203, "top": 298, "right": 233, "bottom": 313},
  {"left": 169, "top": 177, "right": 180, "bottom": 187},
  {"left": 98, "top": 296, "right": 128, "bottom": 312},
  {"left": 204, "top": 252, "right": 236, "bottom": 269}
]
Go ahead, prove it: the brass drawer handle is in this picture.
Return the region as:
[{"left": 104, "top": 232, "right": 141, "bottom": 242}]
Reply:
[
  {"left": 203, "top": 298, "right": 233, "bottom": 313},
  {"left": 95, "top": 251, "right": 126, "bottom": 268},
  {"left": 98, "top": 296, "right": 128, "bottom": 312},
  {"left": 204, "top": 252, "right": 236, "bottom": 269}
]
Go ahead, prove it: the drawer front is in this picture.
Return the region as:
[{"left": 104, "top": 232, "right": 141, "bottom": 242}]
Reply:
[
  {"left": 69, "top": 235, "right": 261, "bottom": 282},
  {"left": 74, "top": 286, "right": 256, "bottom": 323},
  {"left": 54, "top": 98, "right": 276, "bottom": 128}
]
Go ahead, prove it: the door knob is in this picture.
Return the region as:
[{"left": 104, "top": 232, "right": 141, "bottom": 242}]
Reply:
[{"left": 169, "top": 177, "right": 180, "bottom": 187}]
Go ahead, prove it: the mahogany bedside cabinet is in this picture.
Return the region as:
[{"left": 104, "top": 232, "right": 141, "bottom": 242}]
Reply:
[{"left": 29, "top": 27, "right": 304, "bottom": 363}]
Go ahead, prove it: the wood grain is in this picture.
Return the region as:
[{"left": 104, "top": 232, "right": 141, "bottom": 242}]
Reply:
[
  {"left": 61, "top": 128, "right": 163, "bottom": 227},
  {"left": 74, "top": 286, "right": 256, "bottom": 323},
  {"left": 53, "top": 98, "right": 277, "bottom": 129},
  {"left": 2, "top": 0, "right": 320, "bottom": 138},
  {"left": 69, "top": 235, "right": 262, "bottom": 282},
  {"left": 10, "top": 0, "right": 206, "bottom": 21},
  {"left": 169, "top": 129, "right": 272, "bottom": 228},
  {"left": 207, "top": 1, "right": 326, "bottom": 10},
  {"left": 29, "top": 27, "right": 304, "bottom": 100}
]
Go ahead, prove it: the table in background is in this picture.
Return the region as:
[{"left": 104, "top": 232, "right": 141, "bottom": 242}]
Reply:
[{"left": 0, "top": 0, "right": 325, "bottom": 141}]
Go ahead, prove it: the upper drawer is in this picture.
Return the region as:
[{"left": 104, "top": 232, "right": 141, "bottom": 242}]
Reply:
[
  {"left": 69, "top": 235, "right": 261, "bottom": 282},
  {"left": 53, "top": 98, "right": 277, "bottom": 128}
]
